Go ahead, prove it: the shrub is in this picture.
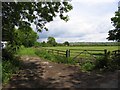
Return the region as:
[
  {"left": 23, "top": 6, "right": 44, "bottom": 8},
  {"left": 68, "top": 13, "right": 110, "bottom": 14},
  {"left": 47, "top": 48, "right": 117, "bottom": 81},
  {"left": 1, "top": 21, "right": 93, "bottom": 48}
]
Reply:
[
  {"left": 81, "top": 61, "right": 95, "bottom": 71},
  {"left": 94, "top": 51, "right": 120, "bottom": 71},
  {"left": 107, "top": 54, "right": 120, "bottom": 70},
  {"left": 94, "top": 51, "right": 111, "bottom": 69},
  {"left": 2, "top": 48, "right": 14, "bottom": 61},
  {"left": 95, "top": 56, "right": 108, "bottom": 69}
]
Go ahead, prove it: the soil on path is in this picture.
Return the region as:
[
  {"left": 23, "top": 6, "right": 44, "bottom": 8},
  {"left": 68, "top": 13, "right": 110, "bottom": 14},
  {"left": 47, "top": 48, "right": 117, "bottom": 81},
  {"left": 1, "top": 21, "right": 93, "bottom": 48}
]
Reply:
[{"left": 3, "top": 56, "right": 119, "bottom": 89}]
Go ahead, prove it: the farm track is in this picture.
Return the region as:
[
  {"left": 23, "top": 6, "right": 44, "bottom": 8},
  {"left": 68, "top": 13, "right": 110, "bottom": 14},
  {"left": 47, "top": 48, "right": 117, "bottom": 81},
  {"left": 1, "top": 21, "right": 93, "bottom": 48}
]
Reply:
[{"left": 2, "top": 56, "right": 119, "bottom": 89}]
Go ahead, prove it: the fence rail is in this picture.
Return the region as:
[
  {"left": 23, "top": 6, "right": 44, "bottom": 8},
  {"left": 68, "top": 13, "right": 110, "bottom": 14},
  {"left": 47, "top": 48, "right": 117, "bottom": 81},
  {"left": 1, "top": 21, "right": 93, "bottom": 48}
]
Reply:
[
  {"left": 70, "top": 49, "right": 104, "bottom": 51},
  {"left": 42, "top": 48, "right": 67, "bottom": 57},
  {"left": 112, "top": 50, "right": 120, "bottom": 55},
  {"left": 40, "top": 48, "right": 111, "bottom": 58}
]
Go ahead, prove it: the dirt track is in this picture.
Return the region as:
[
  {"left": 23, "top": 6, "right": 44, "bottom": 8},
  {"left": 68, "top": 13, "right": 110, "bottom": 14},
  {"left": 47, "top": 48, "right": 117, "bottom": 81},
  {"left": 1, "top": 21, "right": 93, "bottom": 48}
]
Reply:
[{"left": 2, "top": 56, "right": 119, "bottom": 89}]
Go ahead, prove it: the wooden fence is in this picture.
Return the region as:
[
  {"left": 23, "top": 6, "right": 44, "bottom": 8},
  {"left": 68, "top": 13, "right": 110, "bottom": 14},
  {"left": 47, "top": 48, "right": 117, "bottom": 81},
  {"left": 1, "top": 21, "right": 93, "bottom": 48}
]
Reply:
[
  {"left": 69, "top": 49, "right": 106, "bottom": 56},
  {"left": 43, "top": 48, "right": 70, "bottom": 58},
  {"left": 112, "top": 50, "right": 120, "bottom": 56},
  {"left": 41, "top": 48, "right": 109, "bottom": 58}
]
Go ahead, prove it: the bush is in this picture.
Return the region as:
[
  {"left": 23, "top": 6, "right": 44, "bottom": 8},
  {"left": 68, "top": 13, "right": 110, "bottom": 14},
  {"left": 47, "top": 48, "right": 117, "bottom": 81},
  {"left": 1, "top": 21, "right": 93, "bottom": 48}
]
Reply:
[
  {"left": 95, "top": 56, "right": 108, "bottom": 69},
  {"left": 94, "top": 51, "right": 120, "bottom": 71},
  {"left": 2, "top": 48, "right": 14, "bottom": 61},
  {"left": 107, "top": 54, "right": 120, "bottom": 70},
  {"left": 94, "top": 51, "right": 111, "bottom": 69},
  {"left": 81, "top": 61, "right": 95, "bottom": 71}
]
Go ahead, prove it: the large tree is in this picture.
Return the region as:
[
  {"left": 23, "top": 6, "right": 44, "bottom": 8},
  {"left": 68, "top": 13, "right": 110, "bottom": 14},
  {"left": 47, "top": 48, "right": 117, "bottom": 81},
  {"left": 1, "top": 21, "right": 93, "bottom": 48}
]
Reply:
[
  {"left": 47, "top": 37, "right": 57, "bottom": 46},
  {"left": 15, "top": 27, "right": 38, "bottom": 47},
  {"left": 63, "top": 41, "right": 69, "bottom": 46},
  {"left": 2, "top": 1, "right": 73, "bottom": 48},
  {"left": 107, "top": 10, "right": 120, "bottom": 42}
]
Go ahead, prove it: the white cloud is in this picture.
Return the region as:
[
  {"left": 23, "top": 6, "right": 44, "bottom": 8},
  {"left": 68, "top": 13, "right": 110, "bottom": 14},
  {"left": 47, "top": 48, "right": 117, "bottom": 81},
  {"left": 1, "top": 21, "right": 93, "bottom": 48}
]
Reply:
[
  {"left": 71, "top": 0, "right": 118, "bottom": 4},
  {"left": 36, "top": 1, "right": 118, "bottom": 43}
]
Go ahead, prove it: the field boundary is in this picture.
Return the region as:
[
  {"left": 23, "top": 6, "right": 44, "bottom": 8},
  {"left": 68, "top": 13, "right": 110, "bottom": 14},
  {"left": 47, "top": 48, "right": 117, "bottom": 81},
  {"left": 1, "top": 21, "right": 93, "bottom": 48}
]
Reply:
[{"left": 40, "top": 48, "right": 111, "bottom": 58}]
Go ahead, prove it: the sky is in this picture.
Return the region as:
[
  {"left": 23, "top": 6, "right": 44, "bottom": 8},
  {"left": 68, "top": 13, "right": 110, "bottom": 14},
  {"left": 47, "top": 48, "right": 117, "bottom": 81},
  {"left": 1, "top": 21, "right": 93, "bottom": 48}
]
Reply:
[{"left": 33, "top": 0, "right": 120, "bottom": 43}]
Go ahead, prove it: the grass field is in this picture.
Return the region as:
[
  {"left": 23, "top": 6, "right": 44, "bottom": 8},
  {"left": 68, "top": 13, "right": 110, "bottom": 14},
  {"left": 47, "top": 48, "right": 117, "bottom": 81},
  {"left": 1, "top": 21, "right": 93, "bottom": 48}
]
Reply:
[{"left": 42, "top": 46, "right": 118, "bottom": 51}]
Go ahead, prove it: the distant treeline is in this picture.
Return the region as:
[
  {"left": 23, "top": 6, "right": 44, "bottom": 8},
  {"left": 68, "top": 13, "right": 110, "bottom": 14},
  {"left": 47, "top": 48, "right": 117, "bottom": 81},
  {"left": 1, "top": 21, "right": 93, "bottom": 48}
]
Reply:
[
  {"left": 69, "top": 42, "right": 119, "bottom": 46},
  {"left": 34, "top": 37, "right": 119, "bottom": 47},
  {"left": 34, "top": 41, "right": 119, "bottom": 47}
]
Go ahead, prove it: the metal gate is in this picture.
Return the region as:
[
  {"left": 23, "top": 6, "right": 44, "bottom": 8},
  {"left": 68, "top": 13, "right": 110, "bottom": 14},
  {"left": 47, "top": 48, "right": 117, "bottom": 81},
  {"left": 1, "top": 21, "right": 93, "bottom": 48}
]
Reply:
[{"left": 71, "top": 50, "right": 104, "bottom": 64}]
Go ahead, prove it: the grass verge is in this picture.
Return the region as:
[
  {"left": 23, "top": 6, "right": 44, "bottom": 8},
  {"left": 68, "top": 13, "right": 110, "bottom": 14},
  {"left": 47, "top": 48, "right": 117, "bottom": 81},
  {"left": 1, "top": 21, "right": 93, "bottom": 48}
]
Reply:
[
  {"left": 2, "top": 57, "right": 22, "bottom": 85},
  {"left": 35, "top": 49, "right": 76, "bottom": 65},
  {"left": 16, "top": 46, "right": 37, "bottom": 56}
]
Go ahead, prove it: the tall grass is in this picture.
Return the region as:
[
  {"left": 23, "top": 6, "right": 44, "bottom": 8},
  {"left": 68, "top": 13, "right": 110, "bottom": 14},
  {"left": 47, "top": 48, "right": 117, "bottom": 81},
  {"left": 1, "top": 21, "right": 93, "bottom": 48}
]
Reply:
[
  {"left": 35, "top": 49, "right": 76, "bottom": 65},
  {"left": 16, "top": 46, "right": 37, "bottom": 56},
  {"left": 2, "top": 57, "right": 22, "bottom": 85}
]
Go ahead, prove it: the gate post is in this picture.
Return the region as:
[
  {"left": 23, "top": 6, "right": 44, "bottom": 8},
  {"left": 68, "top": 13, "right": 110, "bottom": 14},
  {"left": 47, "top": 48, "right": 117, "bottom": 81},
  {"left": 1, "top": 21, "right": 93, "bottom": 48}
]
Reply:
[
  {"left": 104, "top": 49, "right": 107, "bottom": 56},
  {"left": 66, "top": 49, "right": 70, "bottom": 58}
]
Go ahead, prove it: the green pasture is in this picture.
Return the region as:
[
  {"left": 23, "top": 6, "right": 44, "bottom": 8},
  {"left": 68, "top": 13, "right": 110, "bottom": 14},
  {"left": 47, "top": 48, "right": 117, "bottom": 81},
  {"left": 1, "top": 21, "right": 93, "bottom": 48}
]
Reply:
[{"left": 42, "top": 46, "right": 118, "bottom": 51}]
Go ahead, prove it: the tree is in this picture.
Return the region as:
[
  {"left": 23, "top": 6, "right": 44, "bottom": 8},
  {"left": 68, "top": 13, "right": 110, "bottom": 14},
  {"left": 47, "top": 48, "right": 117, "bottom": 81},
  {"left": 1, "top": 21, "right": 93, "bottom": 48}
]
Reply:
[
  {"left": 34, "top": 42, "right": 41, "bottom": 47},
  {"left": 107, "top": 10, "right": 120, "bottom": 42},
  {"left": 47, "top": 37, "right": 57, "bottom": 46},
  {"left": 15, "top": 27, "right": 38, "bottom": 47},
  {"left": 63, "top": 41, "right": 69, "bottom": 46},
  {"left": 2, "top": 1, "right": 73, "bottom": 60},
  {"left": 41, "top": 41, "right": 47, "bottom": 47},
  {"left": 2, "top": 1, "right": 73, "bottom": 47}
]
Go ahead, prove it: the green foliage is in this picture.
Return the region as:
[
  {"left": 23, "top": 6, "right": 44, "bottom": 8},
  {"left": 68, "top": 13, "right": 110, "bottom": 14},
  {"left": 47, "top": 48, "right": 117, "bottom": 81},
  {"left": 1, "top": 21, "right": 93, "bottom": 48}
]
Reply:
[
  {"left": 57, "top": 43, "right": 64, "bottom": 46},
  {"left": 2, "top": 57, "right": 22, "bottom": 84},
  {"left": 47, "top": 37, "right": 57, "bottom": 46},
  {"left": 2, "top": 1, "right": 72, "bottom": 43},
  {"left": 95, "top": 56, "right": 108, "bottom": 69},
  {"left": 41, "top": 41, "right": 47, "bottom": 47},
  {"left": 63, "top": 41, "right": 69, "bottom": 46},
  {"left": 15, "top": 28, "right": 38, "bottom": 47},
  {"left": 107, "top": 53, "right": 120, "bottom": 71},
  {"left": 34, "top": 42, "right": 42, "bottom": 47},
  {"left": 107, "top": 10, "right": 120, "bottom": 42},
  {"left": 94, "top": 51, "right": 120, "bottom": 71},
  {"left": 2, "top": 44, "right": 18, "bottom": 60},
  {"left": 17, "top": 46, "right": 37, "bottom": 56},
  {"left": 2, "top": 49, "right": 13, "bottom": 61},
  {"left": 2, "top": 2, "right": 72, "bottom": 61},
  {"left": 81, "top": 61, "right": 95, "bottom": 71}
]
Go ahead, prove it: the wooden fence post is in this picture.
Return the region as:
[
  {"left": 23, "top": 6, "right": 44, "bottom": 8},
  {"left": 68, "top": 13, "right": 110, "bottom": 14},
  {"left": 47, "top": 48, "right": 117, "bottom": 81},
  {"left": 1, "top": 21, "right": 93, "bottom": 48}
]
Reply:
[
  {"left": 104, "top": 49, "right": 107, "bottom": 55},
  {"left": 66, "top": 49, "right": 70, "bottom": 58},
  {"left": 115, "top": 51, "right": 116, "bottom": 55},
  {"left": 57, "top": 50, "right": 59, "bottom": 55}
]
